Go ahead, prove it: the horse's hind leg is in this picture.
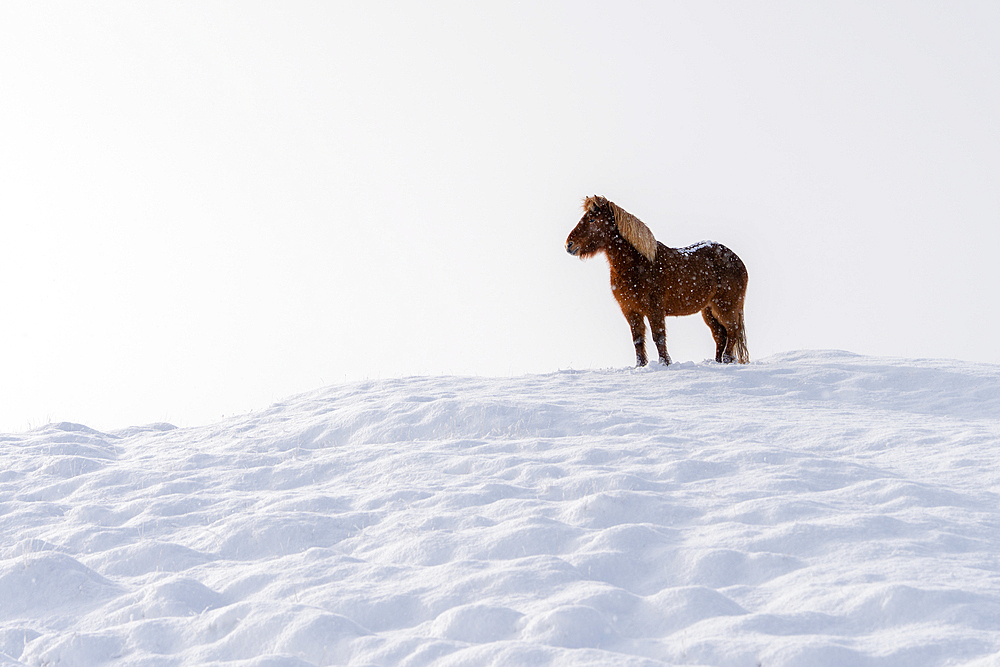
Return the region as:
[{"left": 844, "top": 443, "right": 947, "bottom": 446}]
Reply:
[
  {"left": 702, "top": 308, "right": 729, "bottom": 363},
  {"left": 706, "top": 303, "right": 748, "bottom": 363}
]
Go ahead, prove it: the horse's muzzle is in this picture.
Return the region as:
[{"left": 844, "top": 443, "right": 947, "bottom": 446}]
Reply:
[{"left": 566, "top": 241, "right": 578, "bottom": 256}]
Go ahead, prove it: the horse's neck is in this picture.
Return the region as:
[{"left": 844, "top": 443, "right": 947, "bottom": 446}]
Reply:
[{"left": 606, "top": 241, "right": 649, "bottom": 283}]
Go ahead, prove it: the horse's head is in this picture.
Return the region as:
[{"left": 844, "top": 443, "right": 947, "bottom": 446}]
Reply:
[{"left": 566, "top": 195, "right": 615, "bottom": 259}]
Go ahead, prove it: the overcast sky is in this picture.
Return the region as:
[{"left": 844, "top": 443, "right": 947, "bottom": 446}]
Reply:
[{"left": 2, "top": 2, "right": 998, "bottom": 432}]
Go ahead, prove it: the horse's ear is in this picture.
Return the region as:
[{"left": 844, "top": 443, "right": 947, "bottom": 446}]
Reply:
[{"left": 582, "top": 195, "right": 606, "bottom": 213}]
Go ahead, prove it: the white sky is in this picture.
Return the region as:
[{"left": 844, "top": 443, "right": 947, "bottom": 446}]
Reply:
[{"left": 2, "top": 2, "right": 998, "bottom": 432}]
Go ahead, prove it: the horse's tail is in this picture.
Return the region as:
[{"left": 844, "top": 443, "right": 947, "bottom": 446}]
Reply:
[
  {"left": 731, "top": 309, "right": 749, "bottom": 364},
  {"left": 708, "top": 243, "right": 750, "bottom": 364}
]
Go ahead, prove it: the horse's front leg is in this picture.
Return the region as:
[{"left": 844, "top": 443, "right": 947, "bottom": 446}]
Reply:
[
  {"left": 625, "top": 311, "right": 648, "bottom": 367},
  {"left": 650, "top": 315, "right": 672, "bottom": 366}
]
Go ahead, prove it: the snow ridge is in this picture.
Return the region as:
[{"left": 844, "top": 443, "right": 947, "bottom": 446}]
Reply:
[{"left": 2, "top": 351, "right": 1000, "bottom": 666}]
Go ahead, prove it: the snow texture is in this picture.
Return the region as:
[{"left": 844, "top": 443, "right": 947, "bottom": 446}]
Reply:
[{"left": 2, "top": 350, "right": 1000, "bottom": 666}]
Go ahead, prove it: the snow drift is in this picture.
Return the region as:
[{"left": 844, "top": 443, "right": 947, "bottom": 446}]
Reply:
[{"left": 2, "top": 350, "right": 1000, "bottom": 666}]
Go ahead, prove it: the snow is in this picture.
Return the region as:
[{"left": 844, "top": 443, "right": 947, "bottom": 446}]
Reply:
[{"left": 2, "top": 350, "right": 1000, "bottom": 666}]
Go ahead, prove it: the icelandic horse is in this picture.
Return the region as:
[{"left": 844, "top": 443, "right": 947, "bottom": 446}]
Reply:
[{"left": 565, "top": 195, "right": 748, "bottom": 366}]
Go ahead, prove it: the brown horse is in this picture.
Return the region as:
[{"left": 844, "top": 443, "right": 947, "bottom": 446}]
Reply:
[{"left": 566, "top": 195, "right": 748, "bottom": 366}]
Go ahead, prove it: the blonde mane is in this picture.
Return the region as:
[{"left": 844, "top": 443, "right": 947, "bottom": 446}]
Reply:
[{"left": 584, "top": 196, "right": 657, "bottom": 262}]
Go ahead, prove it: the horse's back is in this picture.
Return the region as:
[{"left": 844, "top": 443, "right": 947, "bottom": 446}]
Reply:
[{"left": 682, "top": 241, "right": 747, "bottom": 287}]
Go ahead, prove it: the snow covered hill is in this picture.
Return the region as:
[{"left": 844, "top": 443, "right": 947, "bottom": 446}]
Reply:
[{"left": 3, "top": 351, "right": 1000, "bottom": 666}]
